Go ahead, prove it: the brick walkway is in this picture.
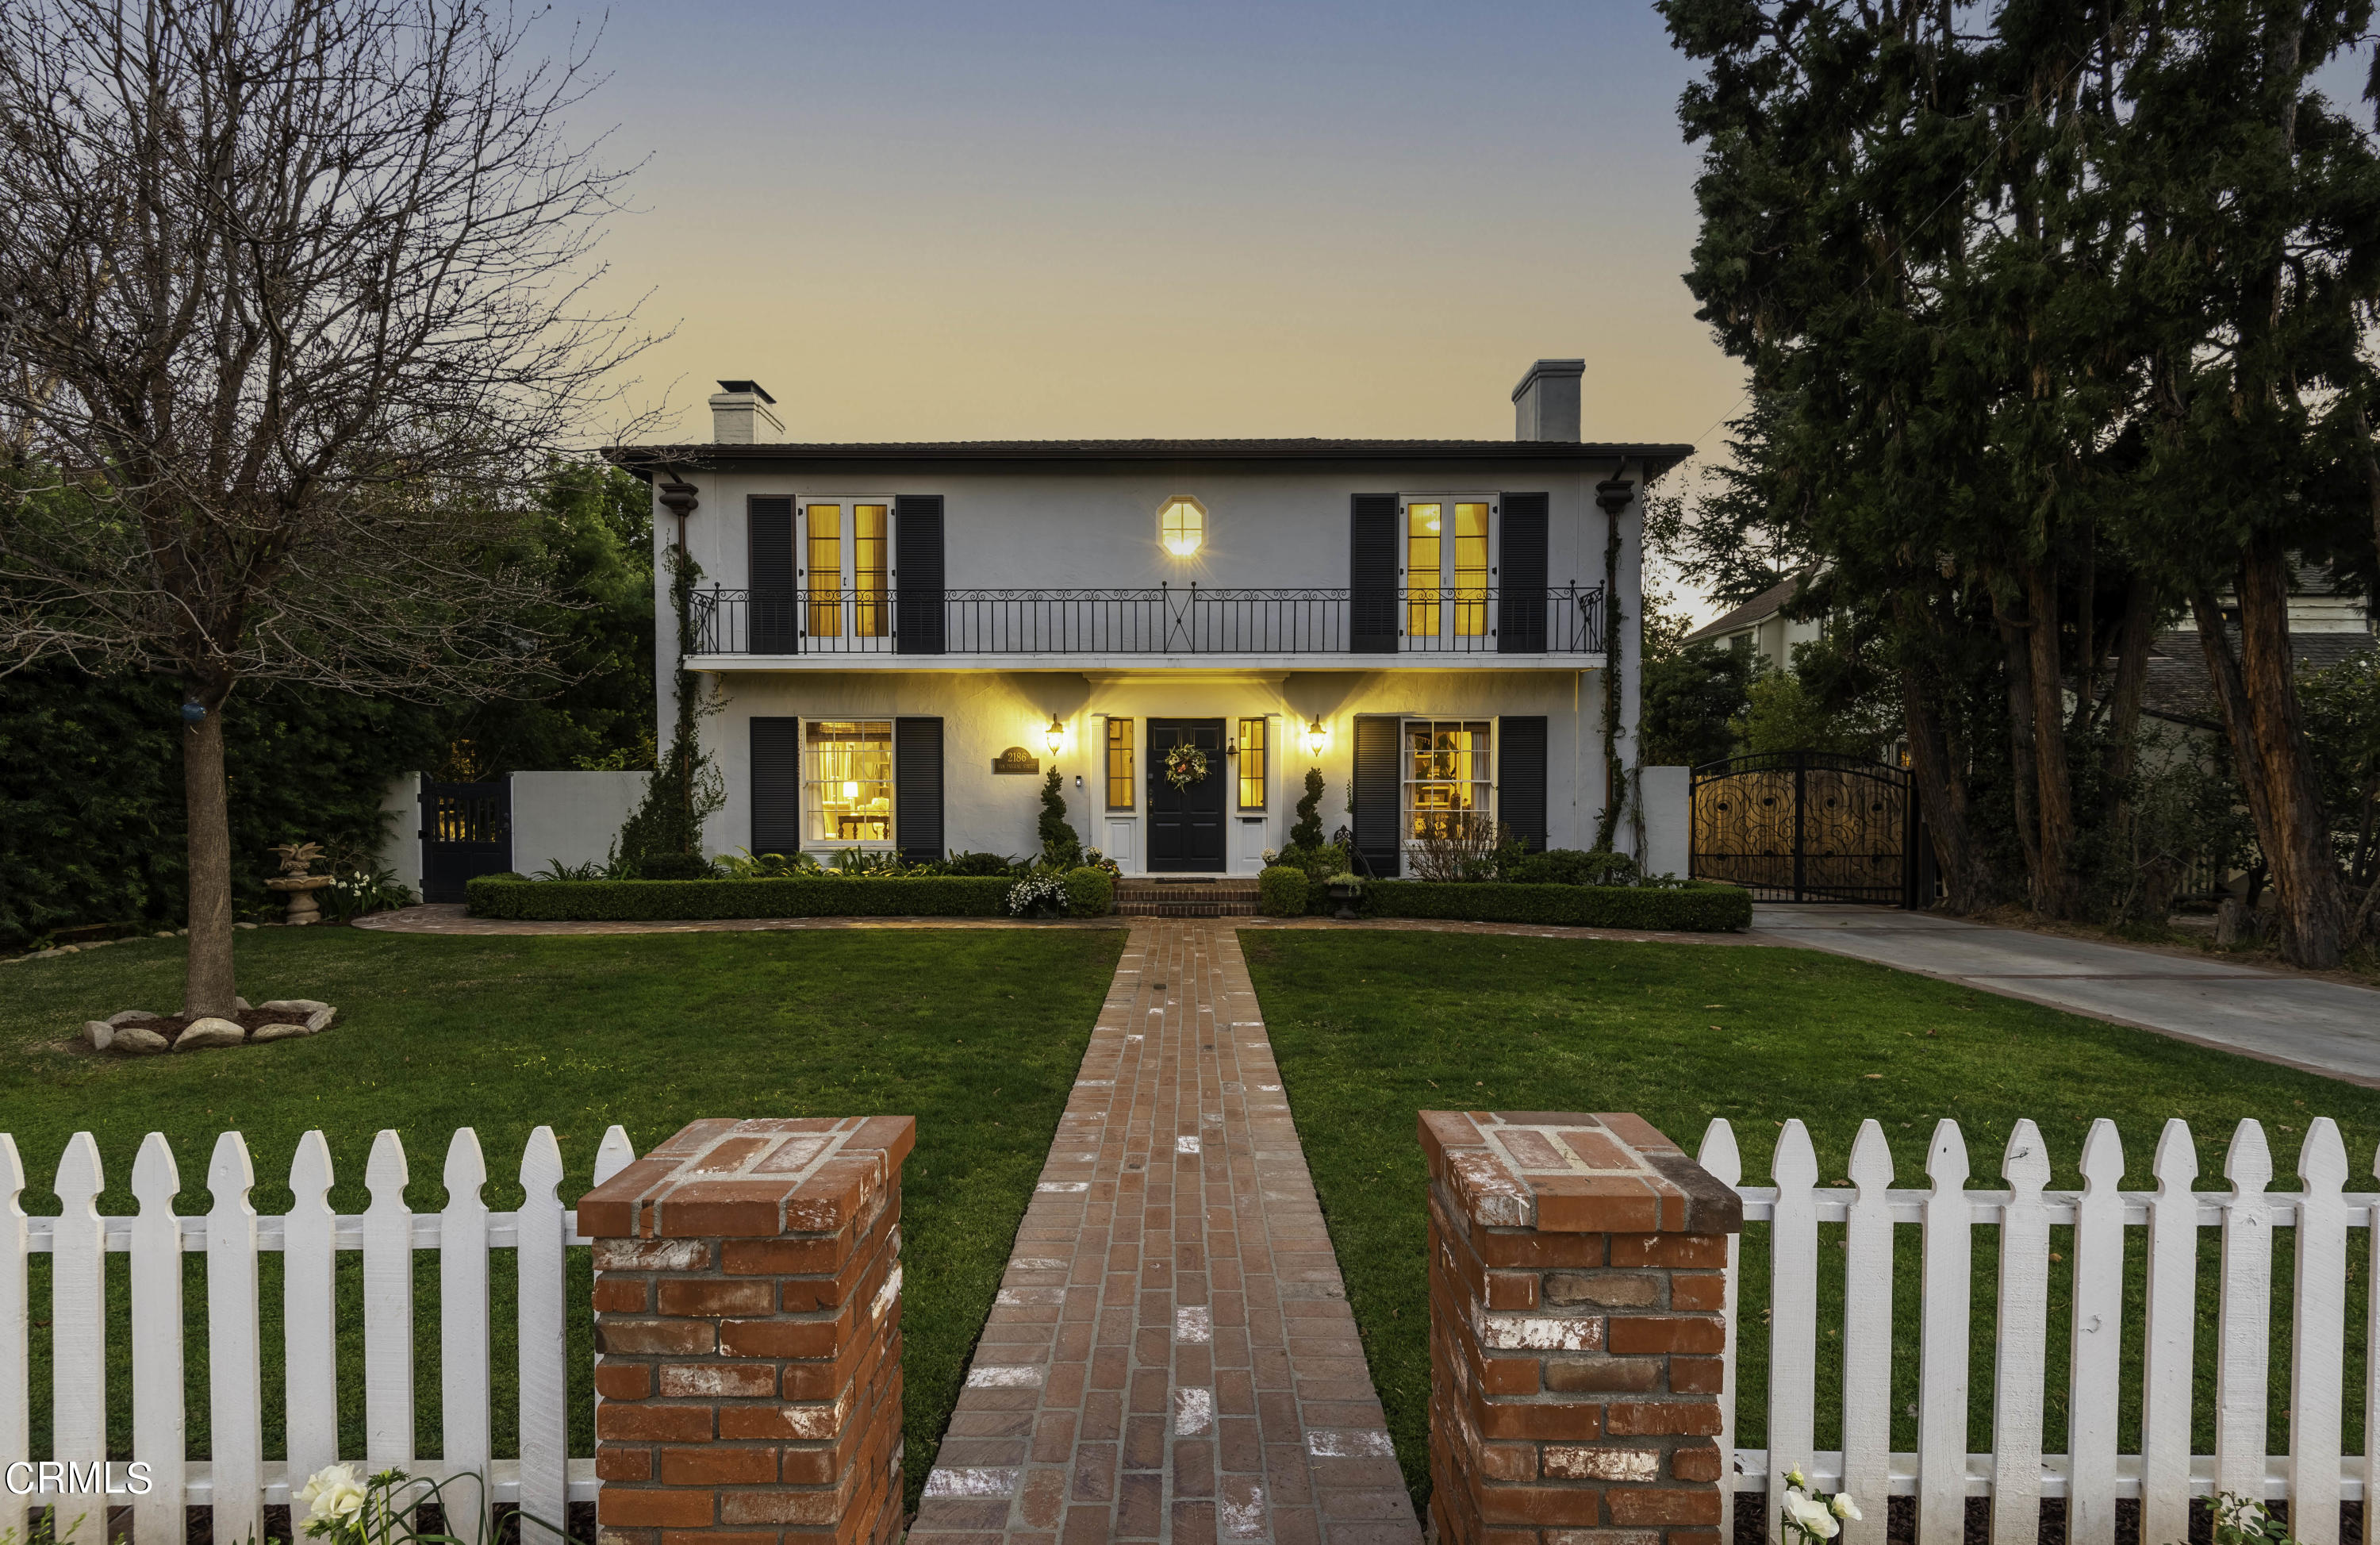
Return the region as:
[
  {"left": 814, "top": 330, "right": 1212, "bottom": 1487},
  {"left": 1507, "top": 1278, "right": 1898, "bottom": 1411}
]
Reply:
[{"left": 909, "top": 920, "right": 1421, "bottom": 1545}]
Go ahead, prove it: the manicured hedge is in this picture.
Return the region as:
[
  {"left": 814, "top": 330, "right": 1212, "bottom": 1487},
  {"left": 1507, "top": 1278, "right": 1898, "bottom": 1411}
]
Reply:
[
  {"left": 466, "top": 874, "right": 1014, "bottom": 920},
  {"left": 1258, "top": 865, "right": 1309, "bottom": 917},
  {"left": 1065, "top": 867, "right": 1115, "bottom": 918},
  {"left": 1359, "top": 879, "right": 1752, "bottom": 932}
]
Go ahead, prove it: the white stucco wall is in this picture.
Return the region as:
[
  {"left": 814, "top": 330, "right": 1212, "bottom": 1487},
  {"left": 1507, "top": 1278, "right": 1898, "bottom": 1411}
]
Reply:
[
  {"left": 510, "top": 771, "right": 648, "bottom": 875},
  {"left": 379, "top": 775, "right": 423, "bottom": 896},
  {"left": 1640, "top": 765, "right": 1690, "bottom": 880}
]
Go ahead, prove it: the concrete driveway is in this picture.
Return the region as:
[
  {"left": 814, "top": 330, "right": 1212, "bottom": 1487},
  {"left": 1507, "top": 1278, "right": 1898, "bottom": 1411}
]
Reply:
[{"left": 1753, "top": 904, "right": 2380, "bottom": 1086}]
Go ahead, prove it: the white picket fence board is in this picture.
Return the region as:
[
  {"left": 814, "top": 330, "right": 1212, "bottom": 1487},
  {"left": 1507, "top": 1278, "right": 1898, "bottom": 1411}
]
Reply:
[
  {"left": 1695, "top": 1120, "right": 1744, "bottom": 1545},
  {"left": 1709, "top": 1111, "right": 2380, "bottom": 1541},
  {"left": 0, "top": 1124, "right": 627, "bottom": 1525}
]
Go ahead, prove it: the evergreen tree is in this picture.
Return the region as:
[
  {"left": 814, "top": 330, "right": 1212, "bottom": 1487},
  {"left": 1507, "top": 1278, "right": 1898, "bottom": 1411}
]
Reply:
[
  {"left": 1038, "top": 768, "right": 1082, "bottom": 869},
  {"left": 1288, "top": 767, "right": 1326, "bottom": 850}
]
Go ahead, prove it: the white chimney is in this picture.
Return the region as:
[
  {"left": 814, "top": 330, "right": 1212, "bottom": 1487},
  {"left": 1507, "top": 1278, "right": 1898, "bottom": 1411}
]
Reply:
[
  {"left": 708, "top": 379, "right": 783, "bottom": 444},
  {"left": 1511, "top": 359, "right": 1583, "bottom": 443}
]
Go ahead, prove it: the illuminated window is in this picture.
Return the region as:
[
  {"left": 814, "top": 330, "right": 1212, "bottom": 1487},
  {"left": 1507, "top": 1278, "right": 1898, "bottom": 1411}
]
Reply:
[
  {"left": 1403, "top": 721, "right": 1491, "bottom": 841},
  {"left": 1451, "top": 501, "right": 1489, "bottom": 636},
  {"left": 1159, "top": 497, "right": 1206, "bottom": 556},
  {"left": 853, "top": 503, "right": 889, "bottom": 637},
  {"left": 804, "top": 503, "right": 842, "bottom": 637},
  {"left": 1237, "top": 717, "right": 1267, "bottom": 809},
  {"left": 1107, "top": 718, "right": 1135, "bottom": 809},
  {"left": 1406, "top": 502, "right": 1440, "bottom": 637},
  {"left": 804, "top": 720, "right": 893, "bottom": 843}
]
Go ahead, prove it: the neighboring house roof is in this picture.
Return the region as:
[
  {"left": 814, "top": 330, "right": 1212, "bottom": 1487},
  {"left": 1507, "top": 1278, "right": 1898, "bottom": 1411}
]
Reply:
[
  {"left": 1682, "top": 574, "right": 1803, "bottom": 644},
  {"left": 2144, "top": 628, "right": 2377, "bottom": 726},
  {"left": 601, "top": 438, "right": 1696, "bottom": 475}
]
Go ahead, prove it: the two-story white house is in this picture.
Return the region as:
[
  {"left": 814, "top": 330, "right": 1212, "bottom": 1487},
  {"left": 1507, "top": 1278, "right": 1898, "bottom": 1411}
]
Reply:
[{"left": 602, "top": 360, "right": 1689, "bottom": 878}]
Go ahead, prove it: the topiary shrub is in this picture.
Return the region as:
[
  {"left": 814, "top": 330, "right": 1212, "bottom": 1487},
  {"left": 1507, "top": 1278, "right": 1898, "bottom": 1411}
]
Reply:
[
  {"left": 1064, "top": 866, "right": 1115, "bottom": 917},
  {"left": 1038, "top": 769, "right": 1083, "bottom": 869},
  {"left": 1258, "top": 865, "right": 1309, "bottom": 917},
  {"left": 1288, "top": 767, "right": 1325, "bottom": 849}
]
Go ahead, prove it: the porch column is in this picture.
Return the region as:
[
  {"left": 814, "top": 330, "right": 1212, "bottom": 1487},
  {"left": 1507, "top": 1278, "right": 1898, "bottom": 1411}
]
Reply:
[
  {"left": 582, "top": 1116, "right": 914, "bottom": 1545},
  {"left": 1421, "top": 1110, "right": 1743, "bottom": 1545}
]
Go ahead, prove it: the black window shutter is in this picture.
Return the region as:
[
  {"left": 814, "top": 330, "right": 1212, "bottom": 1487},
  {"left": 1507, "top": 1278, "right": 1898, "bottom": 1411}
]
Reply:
[
  {"left": 1349, "top": 494, "right": 1399, "bottom": 653},
  {"left": 895, "top": 496, "right": 946, "bottom": 655},
  {"left": 1498, "top": 493, "right": 1549, "bottom": 653},
  {"left": 895, "top": 717, "right": 945, "bottom": 862},
  {"left": 1499, "top": 716, "right": 1549, "bottom": 852},
  {"left": 1353, "top": 714, "right": 1401, "bottom": 878},
  {"left": 751, "top": 717, "right": 803, "bottom": 854},
  {"left": 748, "top": 497, "right": 797, "bottom": 652}
]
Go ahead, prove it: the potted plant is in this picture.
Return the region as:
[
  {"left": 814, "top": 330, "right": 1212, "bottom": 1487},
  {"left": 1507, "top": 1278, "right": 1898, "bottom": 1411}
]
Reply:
[{"left": 1325, "top": 871, "right": 1365, "bottom": 921}]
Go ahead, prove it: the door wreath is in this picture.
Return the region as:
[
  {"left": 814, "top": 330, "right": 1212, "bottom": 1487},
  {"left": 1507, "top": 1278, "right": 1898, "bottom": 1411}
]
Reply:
[{"left": 1162, "top": 743, "right": 1210, "bottom": 791}]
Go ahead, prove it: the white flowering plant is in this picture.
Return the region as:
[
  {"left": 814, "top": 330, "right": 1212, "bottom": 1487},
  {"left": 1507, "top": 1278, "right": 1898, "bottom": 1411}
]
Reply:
[
  {"left": 292, "top": 1462, "right": 572, "bottom": 1545},
  {"left": 1777, "top": 1470, "right": 1860, "bottom": 1544},
  {"left": 1004, "top": 875, "right": 1071, "bottom": 918}
]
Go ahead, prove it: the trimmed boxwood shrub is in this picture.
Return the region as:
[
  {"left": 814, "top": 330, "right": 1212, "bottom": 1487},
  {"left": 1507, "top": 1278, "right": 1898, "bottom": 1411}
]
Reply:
[
  {"left": 1065, "top": 866, "right": 1115, "bottom": 917},
  {"left": 466, "top": 873, "right": 1012, "bottom": 920},
  {"left": 1257, "top": 865, "right": 1308, "bottom": 917},
  {"left": 1360, "top": 879, "right": 1751, "bottom": 932}
]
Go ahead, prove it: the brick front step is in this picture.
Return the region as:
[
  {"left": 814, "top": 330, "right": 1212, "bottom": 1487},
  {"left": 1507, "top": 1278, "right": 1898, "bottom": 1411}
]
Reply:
[{"left": 1115, "top": 878, "right": 1261, "bottom": 917}]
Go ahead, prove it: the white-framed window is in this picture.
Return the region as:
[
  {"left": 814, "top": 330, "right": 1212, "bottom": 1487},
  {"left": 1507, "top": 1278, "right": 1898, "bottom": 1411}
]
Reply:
[
  {"left": 804, "top": 718, "right": 894, "bottom": 844},
  {"left": 1159, "top": 495, "right": 1207, "bottom": 556},
  {"left": 1402, "top": 719, "right": 1492, "bottom": 842},
  {"left": 1401, "top": 494, "right": 1496, "bottom": 645},
  {"left": 800, "top": 497, "right": 893, "bottom": 640}
]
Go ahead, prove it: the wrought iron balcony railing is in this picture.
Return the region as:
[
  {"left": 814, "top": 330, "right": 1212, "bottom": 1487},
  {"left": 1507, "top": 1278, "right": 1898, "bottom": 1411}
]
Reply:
[{"left": 687, "top": 584, "right": 1606, "bottom": 657}]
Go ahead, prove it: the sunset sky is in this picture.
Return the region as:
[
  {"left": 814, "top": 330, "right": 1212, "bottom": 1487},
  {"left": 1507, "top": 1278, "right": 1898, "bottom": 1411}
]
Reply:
[{"left": 574, "top": 2, "right": 1745, "bottom": 548}]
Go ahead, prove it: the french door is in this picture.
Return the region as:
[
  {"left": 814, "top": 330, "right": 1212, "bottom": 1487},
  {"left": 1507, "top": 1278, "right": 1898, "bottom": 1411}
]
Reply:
[
  {"left": 800, "top": 499, "right": 892, "bottom": 646},
  {"left": 1401, "top": 497, "right": 1495, "bottom": 649}
]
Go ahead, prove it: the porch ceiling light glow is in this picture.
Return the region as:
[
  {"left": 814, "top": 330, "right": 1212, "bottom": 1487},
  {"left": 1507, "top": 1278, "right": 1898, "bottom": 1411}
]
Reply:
[
  {"left": 1158, "top": 496, "right": 1206, "bottom": 556},
  {"left": 1046, "top": 715, "right": 1065, "bottom": 755},
  {"left": 1304, "top": 717, "right": 1326, "bottom": 757}
]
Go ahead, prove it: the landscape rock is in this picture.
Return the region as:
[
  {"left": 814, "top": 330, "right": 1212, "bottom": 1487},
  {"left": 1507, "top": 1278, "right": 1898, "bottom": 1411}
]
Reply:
[
  {"left": 174, "top": 1017, "right": 248, "bottom": 1051},
  {"left": 235, "top": 996, "right": 251, "bottom": 1010},
  {"left": 83, "top": 1020, "right": 113, "bottom": 1051},
  {"left": 154, "top": 931, "right": 175, "bottom": 939},
  {"left": 259, "top": 999, "right": 330, "bottom": 1015},
  {"left": 112, "top": 1025, "right": 170, "bottom": 1055},
  {"left": 235, "top": 922, "right": 258, "bottom": 931},
  {"left": 304, "top": 1006, "right": 337, "bottom": 1032},
  {"left": 107, "top": 1009, "right": 156, "bottom": 1026},
  {"left": 251, "top": 1023, "right": 312, "bottom": 1043}
]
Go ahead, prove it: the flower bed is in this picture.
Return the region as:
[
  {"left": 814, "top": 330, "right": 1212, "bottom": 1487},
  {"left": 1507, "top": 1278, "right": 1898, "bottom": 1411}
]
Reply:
[
  {"left": 466, "top": 873, "right": 1015, "bottom": 920},
  {"left": 1357, "top": 878, "right": 1752, "bottom": 932}
]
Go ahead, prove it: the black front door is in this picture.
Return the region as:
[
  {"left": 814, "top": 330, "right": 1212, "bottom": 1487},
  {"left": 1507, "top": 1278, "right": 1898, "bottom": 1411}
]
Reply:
[{"left": 1147, "top": 719, "right": 1226, "bottom": 872}]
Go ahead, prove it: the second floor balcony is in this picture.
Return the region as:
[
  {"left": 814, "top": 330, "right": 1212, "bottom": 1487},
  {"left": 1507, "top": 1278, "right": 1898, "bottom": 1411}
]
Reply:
[{"left": 685, "top": 582, "right": 1607, "bottom": 666}]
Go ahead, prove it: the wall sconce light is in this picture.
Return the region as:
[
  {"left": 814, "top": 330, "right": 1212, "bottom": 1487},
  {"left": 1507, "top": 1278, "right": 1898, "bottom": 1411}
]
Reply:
[
  {"left": 1304, "top": 717, "right": 1326, "bottom": 757},
  {"left": 1045, "top": 715, "right": 1065, "bottom": 755}
]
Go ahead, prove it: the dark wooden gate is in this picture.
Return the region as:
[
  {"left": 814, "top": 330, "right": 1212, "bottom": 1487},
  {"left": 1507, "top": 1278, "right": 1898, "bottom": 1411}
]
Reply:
[
  {"left": 1691, "top": 751, "right": 1917, "bottom": 905},
  {"left": 420, "top": 776, "right": 513, "bottom": 903}
]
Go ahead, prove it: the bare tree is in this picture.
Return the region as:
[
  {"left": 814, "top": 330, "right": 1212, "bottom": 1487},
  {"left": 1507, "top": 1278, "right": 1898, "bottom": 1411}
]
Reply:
[{"left": 0, "top": 0, "right": 653, "bottom": 1013}]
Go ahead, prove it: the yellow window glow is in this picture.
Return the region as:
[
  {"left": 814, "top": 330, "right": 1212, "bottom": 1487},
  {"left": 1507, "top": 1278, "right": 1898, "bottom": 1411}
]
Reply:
[{"left": 1159, "top": 497, "right": 1206, "bottom": 556}]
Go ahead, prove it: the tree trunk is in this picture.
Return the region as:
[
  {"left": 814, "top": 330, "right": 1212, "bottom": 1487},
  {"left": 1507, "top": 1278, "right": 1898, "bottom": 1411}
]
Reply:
[
  {"left": 1894, "top": 589, "right": 1994, "bottom": 912},
  {"left": 2103, "top": 571, "right": 2157, "bottom": 802},
  {"left": 1997, "top": 599, "right": 2044, "bottom": 899},
  {"left": 182, "top": 697, "right": 238, "bottom": 1016},
  {"left": 2234, "top": 535, "right": 2347, "bottom": 966},
  {"left": 2024, "top": 559, "right": 2082, "bottom": 917},
  {"left": 2189, "top": 584, "right": 2275, "bottom": 843}
]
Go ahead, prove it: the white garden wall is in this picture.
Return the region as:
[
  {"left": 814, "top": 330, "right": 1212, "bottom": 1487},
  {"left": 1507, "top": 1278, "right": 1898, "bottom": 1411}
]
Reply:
[{"left": 508, "top": 771, "right": 647, "bottom": 876}]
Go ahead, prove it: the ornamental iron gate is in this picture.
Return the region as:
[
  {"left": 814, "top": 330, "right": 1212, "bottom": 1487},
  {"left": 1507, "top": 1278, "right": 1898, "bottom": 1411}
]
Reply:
[
  {"left": 1690, "top": 750, "right": 1918, "bottom": 905},
  {"left": 420, "top": 775, "right": 512, "bottom": 903}
]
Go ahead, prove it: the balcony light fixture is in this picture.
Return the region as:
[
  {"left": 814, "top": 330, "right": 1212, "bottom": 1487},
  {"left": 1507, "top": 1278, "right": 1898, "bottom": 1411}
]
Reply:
[
  {"left": 1158, "top": 496, "right": 1206, "bottom": 556},
  {"left": 1046, "top": 715, "right": 1065, "bottom": 755},
  {"left": 1304, "top": 717, "right": 1326, "bottom": 757}
]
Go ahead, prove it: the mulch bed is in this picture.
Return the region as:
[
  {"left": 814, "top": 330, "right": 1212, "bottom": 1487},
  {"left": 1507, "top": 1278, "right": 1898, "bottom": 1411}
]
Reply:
[{"left": 117, "top": 1006, "right": 313, "bottom": 1047}]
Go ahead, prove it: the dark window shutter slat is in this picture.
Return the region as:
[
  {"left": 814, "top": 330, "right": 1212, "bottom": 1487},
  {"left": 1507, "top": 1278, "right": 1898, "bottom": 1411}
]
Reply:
[
  {"left": 1349, "top": 494, "right": 1399, "bottom": 653},
  {"left": 1353, "top": 714, "right": 1401, "bottom": 877},
  {"left": 1499, "top": 716, "right": 1549, "bottom": 851},
  {"left": 895, "top": 496, "right": 946, "bottom": 655},
  {"left": 896, "top": 717, "right": 945, "bottom": 862},
  {"left": 751, "top": 717, "right": 803, "bottom": 854},
  {"left": 1498, "top": 492, "right": 1549, "bottom": 653},
  {"left": 748, "top": 497, "right": 797, "bottom": 652}
]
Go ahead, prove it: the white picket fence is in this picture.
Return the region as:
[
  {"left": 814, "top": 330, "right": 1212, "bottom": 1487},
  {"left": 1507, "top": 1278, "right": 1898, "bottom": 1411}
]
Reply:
[
  {"left": 1702, "top": 1113, "right": 2380, "bottom": 1545},
  {"left": 0, "top": 1124, "right": 639, "bottom": 1545}
]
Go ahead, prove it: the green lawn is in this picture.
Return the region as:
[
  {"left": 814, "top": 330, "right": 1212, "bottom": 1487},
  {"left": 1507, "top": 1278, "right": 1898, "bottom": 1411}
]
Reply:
[
  {"left": 0, "top": 924, "right": 1124, "bottom": 1508},
  {"left": 1243, "top": 930, "right": 2380, "bottom": 1504}
]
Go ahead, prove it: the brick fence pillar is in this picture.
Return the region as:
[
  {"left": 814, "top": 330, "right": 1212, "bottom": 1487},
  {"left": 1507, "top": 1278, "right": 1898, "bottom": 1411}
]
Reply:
[
  {"left": 581, "top": 1116, "right": 915, "bottom": 1545},
  {"left": 1421, "top": 1111, "right": 1744, "bottom": 1545}
]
